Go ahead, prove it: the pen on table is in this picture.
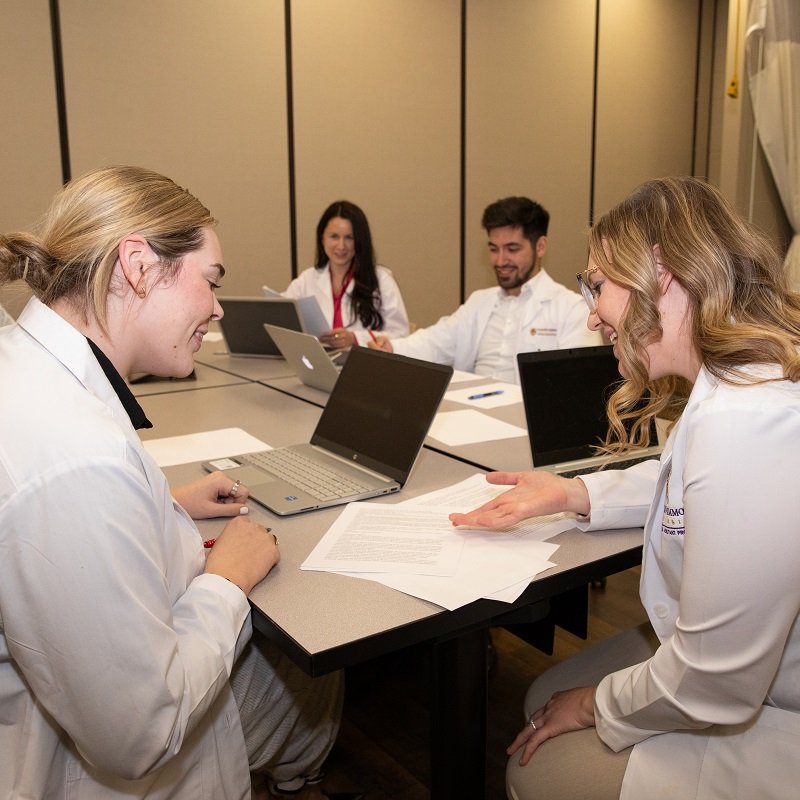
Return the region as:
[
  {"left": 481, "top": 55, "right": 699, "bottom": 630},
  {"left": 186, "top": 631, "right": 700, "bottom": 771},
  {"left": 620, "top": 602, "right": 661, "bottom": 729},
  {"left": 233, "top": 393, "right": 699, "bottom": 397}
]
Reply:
[{"left": 467, "top": 389, "right": 505, "bottom": 401}]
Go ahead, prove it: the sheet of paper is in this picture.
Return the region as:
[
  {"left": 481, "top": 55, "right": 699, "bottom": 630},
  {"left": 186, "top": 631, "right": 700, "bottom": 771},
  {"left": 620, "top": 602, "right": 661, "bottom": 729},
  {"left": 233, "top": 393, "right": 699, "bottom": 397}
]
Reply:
[
  {"left": 445, "top": 382, "right": 522, "bottom": 408},
  {"left": 304, "top": 474, "right": 577, "bottom": 610},
  {"left": 301, "top": 504, "right": 466, "bottom": 576},
  {"left": 295, "top": 295, "right": 330, "bottom": 336},
  {"left": 142, "top": 427, "right": 269, "bottom": 467},
  {"left": 202, "top": 331, "right": 224, "bottom": 342},
  {"left": 449, "top": 369, "right": 483, "bottom": 384},
  {"left": 348, "top": 530, "right": 558, "bottom": 610},
  {"left": 428, "top": 409, "right": 527, "bottom": 446},
  {"left": 400, "top": 473, "right": 577, "bottom": 540}
]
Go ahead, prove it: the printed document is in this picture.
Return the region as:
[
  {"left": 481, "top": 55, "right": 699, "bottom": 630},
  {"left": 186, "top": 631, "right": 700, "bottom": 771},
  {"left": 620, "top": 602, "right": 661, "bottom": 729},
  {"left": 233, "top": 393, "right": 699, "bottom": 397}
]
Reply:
[{"left": 301, "top": 474, "right": 577, "bottom": 610}]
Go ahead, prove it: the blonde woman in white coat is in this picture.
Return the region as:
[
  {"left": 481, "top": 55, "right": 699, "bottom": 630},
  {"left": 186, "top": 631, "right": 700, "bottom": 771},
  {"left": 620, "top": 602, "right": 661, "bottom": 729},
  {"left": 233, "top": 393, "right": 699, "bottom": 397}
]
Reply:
[
  {"left": 451, "top": 177, "right": 800, "bottom": 800},
  {"left": 0, "top": 167, "right": 343, "bottom": 800}
]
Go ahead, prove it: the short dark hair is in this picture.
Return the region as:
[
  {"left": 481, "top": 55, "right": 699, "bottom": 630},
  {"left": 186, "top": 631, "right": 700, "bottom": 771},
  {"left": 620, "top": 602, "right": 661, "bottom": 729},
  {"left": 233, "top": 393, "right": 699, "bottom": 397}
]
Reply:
[{"left": 481, "top": 196, "right": 549, "bottom": 246}]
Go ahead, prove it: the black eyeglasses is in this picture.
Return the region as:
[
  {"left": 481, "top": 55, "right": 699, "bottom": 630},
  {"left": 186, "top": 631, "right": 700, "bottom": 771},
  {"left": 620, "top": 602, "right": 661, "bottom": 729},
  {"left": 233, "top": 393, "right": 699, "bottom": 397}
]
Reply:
[{"left": 576, "top": 267, "right": 600, "bottom": 312}]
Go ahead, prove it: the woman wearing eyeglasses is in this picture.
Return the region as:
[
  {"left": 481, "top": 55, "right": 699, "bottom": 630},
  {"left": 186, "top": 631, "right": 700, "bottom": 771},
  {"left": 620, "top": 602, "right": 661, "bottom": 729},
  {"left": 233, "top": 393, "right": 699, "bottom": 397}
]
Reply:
[{"left": 452, "top": 177, "right": 800, "bottom": 800}]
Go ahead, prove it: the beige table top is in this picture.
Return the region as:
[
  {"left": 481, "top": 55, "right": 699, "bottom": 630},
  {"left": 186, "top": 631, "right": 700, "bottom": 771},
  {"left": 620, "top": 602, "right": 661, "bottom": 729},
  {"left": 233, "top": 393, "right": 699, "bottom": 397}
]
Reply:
[
  {"left": 194, "top": 335, "right": 297, "bottom": 382},
  {"left": 128, "top": 362, "right": 250, "bottom": 397},
  {"left": 263, "top": 371, "right": 535, "bottom": 473},
  {"left": 139, "top": 382, "right": 642, "bottom": 674}
]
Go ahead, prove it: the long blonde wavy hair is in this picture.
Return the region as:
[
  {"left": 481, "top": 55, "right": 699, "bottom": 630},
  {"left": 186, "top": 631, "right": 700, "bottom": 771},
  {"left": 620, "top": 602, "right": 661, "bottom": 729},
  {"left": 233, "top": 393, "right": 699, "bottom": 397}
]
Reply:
[{"left": 589, "top": 176, "right": 800, "bottom": 451}]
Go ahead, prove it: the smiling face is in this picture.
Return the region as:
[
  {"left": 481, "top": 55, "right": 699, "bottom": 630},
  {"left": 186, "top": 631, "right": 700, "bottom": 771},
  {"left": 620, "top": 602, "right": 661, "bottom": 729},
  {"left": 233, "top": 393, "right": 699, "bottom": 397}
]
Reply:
[
  {"left": 586, "top": 252, "right": 700, "bottom": 383},
  {"left": 133, "top": 227, "right": 224, "bottom": 377},
  {"left": 321, "top": 216, "right": 356, "bottom": 272},
  {"left": 487, "top": 225, "right": 543, "bottom": 296}
]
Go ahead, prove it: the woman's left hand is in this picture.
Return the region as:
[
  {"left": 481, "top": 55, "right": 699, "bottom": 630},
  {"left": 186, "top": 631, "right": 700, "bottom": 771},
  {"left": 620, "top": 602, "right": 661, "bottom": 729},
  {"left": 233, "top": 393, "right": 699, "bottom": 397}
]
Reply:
[
  {"left": 319, "top": 327, "right": 355, "bottom": 348},
  {"left": 507, "top": 686, "right": 597, "bottom": 766},
  {"left": 171, "top": 471, "right": 250, "bottom": 519}
]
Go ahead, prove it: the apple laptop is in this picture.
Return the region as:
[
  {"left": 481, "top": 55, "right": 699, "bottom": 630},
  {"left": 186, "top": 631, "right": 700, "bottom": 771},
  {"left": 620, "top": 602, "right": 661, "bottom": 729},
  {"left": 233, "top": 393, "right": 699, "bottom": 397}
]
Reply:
[
  {"left": 518, "top": 346, "right": 662, "bottom": 478},
  {"left": 217, "top": 297, "right": 304, "bottom": 358},
  {"left": 203, "top": 347, "right": 453, "bottom": 515},
  {"left": 264, "top": 324, "right": 342, "bottom": 393}
]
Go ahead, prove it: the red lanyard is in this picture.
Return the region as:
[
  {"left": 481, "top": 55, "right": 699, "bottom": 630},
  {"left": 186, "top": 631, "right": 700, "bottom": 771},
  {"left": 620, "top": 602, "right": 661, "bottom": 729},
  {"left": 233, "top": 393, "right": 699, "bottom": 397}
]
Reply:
[{"left": 331, "top": 270, "right": 352, "bottom": 329}]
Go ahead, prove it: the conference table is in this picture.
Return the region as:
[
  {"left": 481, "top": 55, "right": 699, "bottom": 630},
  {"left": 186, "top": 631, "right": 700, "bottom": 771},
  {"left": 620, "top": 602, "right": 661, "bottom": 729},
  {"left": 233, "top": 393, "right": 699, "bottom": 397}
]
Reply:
[
  {"left": 194, "top": 340, "right": 535, "bottom": 474},
  {"left": 137, "top": 351, "right": 643, "bottom": 799}
]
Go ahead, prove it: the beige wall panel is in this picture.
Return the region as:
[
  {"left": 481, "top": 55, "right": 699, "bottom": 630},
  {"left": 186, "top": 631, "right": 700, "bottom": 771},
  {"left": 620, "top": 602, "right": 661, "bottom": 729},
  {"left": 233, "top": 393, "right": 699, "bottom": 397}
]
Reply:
[
  {"left": 465, "top": 0, "right": 596, "bottom": 295},
  {"left": 292, "top": 0, "right": 461, "bottom": 328},
  {"left": 0, "top": 0, "right": 62, "bottom": 317},
  {"left": 594, "top": 0, "right": 700, "bottom": 216},
  {"left": 59, "top": 0, "right": 290, "bottom": 295},
  {"left": 706, "top": 0, "right": 731, "bottom": 187},
  {"left": 0, "top": 0, "right": 62, "bottom": 231}
]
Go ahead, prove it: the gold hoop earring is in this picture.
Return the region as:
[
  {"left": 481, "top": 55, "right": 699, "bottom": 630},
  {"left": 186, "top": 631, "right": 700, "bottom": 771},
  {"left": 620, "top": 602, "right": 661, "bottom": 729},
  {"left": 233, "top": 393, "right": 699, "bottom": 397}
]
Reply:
[{"left": 136, "top": 284, "right": 146, "bottom": 299}]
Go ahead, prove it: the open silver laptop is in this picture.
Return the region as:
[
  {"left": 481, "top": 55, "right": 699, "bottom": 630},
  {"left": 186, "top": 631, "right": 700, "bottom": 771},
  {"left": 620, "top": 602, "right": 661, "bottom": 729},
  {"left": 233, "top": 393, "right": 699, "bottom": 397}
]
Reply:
[
  {"left": 518, "top": 346, "right": 662, "bottom": 477},
  {"left": 217, "top": 297, "right": 304, "bottom": 357},
  {"left": 203, "top": 347, "right": 453, "bottom": 515},
  {"left": 263, "top": 324, "right": 342, "bottom": 392}
]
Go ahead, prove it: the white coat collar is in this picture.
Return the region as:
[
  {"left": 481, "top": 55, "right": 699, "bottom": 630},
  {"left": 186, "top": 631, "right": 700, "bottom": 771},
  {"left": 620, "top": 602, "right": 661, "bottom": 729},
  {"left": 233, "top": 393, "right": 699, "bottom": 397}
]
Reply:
[{"left": 17, "top": 297, "right": 125, "bottom": 418}]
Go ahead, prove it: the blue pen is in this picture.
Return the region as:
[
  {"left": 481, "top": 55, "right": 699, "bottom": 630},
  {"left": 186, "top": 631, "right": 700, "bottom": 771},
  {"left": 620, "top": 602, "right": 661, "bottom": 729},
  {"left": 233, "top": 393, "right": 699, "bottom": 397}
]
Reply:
[{"left": 468, "top": 389, "right": 504, "bottom": 401}]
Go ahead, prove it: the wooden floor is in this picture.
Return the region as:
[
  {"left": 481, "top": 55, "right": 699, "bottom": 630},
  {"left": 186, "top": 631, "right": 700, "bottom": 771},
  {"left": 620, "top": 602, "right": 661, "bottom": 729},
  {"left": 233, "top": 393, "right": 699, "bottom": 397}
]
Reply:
[{"left": 320, "top": 567, "right": 649, "bottom": 798}]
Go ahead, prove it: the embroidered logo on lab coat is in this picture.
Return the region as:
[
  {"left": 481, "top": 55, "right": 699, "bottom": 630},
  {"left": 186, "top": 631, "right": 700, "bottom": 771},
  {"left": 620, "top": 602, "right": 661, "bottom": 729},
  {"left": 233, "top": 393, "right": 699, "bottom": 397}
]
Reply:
[
  {"left": 529, "top": 327, "right": 557, "bottom": 336},
  {"left": 661, "top": 503, "right": 685, "bottom": 536},
  {"left": 662, "top": 465, "right": 684, "bottom": 535}
]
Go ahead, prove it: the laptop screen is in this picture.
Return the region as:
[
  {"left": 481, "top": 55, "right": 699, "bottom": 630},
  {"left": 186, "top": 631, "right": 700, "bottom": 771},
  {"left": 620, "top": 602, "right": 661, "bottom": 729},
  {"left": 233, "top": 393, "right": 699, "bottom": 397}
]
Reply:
[
  {"left": 311, "top": 347, "right": 453, "bottom": 484},
  {"left": 518, "top": 346, "right": 623, "bottom": 467},
  {"left": 218, "top": 297, "right": 303, "bottom": 356}
]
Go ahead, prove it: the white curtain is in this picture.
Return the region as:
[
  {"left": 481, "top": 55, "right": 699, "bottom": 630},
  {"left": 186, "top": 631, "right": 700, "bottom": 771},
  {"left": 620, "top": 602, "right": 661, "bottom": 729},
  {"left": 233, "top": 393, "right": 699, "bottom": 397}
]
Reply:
[{"left": 746, "top": 0, "right": 800, "bottom": 287}]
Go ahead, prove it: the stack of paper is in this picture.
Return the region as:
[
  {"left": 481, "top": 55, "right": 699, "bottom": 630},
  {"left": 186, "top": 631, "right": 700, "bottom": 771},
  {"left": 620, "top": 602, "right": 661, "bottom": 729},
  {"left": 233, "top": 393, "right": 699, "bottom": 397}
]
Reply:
[{"left": 301, "top": 474, "right": 576, "bottom": 610}]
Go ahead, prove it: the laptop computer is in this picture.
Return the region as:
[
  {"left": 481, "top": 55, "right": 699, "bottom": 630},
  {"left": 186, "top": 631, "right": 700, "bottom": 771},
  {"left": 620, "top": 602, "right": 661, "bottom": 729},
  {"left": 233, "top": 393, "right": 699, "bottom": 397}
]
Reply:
[
  {"left": 263, "top": 323, "right": 343, "bottom": 393},
  {"left": 203, "top": 346, "right": 453, "bottom": 515},
  {"left": 218, "top": 297, "right": 304, "bottom": 357},
  {"left": 517, "top": 345, "right": 662, "bottom": 477}
]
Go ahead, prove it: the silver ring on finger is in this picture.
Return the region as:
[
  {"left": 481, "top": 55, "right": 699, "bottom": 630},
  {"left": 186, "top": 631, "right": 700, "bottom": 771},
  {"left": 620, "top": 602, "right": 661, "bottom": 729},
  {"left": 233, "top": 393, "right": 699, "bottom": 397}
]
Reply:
[{"left": 528, "top": 715, "right": 537, "bottom": 730}]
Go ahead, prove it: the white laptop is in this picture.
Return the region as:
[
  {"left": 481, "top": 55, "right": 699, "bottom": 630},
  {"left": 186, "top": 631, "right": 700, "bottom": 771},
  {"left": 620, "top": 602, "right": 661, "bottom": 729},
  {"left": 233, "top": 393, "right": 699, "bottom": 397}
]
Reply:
[
  {"left": 203, "top": 347, "right": 453, "bottom": 515},
  {"left": 262, "top": 285, "right": 330, "bottom": 337},
  {"left": 517, "top": 346, "right": 662, "bottom": 477},
  {"left": 264, "top": 323, "right": 343, "bottom": 393}
]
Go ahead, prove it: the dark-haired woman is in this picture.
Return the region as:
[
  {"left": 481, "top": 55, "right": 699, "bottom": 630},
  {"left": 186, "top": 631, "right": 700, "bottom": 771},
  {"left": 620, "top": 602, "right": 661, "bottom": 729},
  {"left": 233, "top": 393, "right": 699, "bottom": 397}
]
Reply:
[{"left": 284, "top": 200, "right": 409, "bottom": 348}]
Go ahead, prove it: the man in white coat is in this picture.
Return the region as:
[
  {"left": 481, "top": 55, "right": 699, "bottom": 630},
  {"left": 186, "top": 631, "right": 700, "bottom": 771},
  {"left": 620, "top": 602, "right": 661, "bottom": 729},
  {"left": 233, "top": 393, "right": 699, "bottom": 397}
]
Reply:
[{"left": 369, "top": 196, "right": 601, "bottom": 382}]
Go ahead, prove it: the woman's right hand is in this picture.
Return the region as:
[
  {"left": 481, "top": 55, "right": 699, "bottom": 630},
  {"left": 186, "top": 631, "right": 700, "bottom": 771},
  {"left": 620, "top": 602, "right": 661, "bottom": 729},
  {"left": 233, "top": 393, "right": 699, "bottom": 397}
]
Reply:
[
  {"left": 203, "top": 517, "right": 280, "bottom": 595},
  {"left": 366, "top": 334, "right": 393, "bottom": 352},
  {"left": 449, "top": 471, "right": 591, "bottom": 529}
]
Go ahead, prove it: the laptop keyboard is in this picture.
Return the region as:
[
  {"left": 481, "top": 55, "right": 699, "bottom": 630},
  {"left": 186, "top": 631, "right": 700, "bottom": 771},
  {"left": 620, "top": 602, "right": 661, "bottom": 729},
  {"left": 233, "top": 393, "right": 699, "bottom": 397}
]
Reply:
[
  {"left": 558, "top": 454, "right": 659, "bottom": 479},
  {"left": 242, "top": 449, "right": 373, "bottom": 501}
]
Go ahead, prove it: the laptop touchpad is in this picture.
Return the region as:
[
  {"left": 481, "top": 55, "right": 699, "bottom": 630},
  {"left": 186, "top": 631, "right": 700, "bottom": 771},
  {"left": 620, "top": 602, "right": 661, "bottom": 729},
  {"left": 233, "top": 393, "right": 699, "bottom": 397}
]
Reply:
[{"left": 216, "top": 465, "right": 277, "bottom": 487}]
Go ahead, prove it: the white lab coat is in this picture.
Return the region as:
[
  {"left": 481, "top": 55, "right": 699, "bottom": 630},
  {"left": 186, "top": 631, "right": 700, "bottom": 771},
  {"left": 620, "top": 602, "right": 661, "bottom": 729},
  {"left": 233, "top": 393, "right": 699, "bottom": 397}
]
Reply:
[
  {"left": 283, "top": 263, "right": 409, "bottom": 345},
  {"left": 0, "top": 299, "right": 252, "bottom": 799},
  {"left": 580, "top": 365, "right": 800, "bottom": 799},
  {"left": 390, "top": 269, "right": 601, "bottom": 381}
]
